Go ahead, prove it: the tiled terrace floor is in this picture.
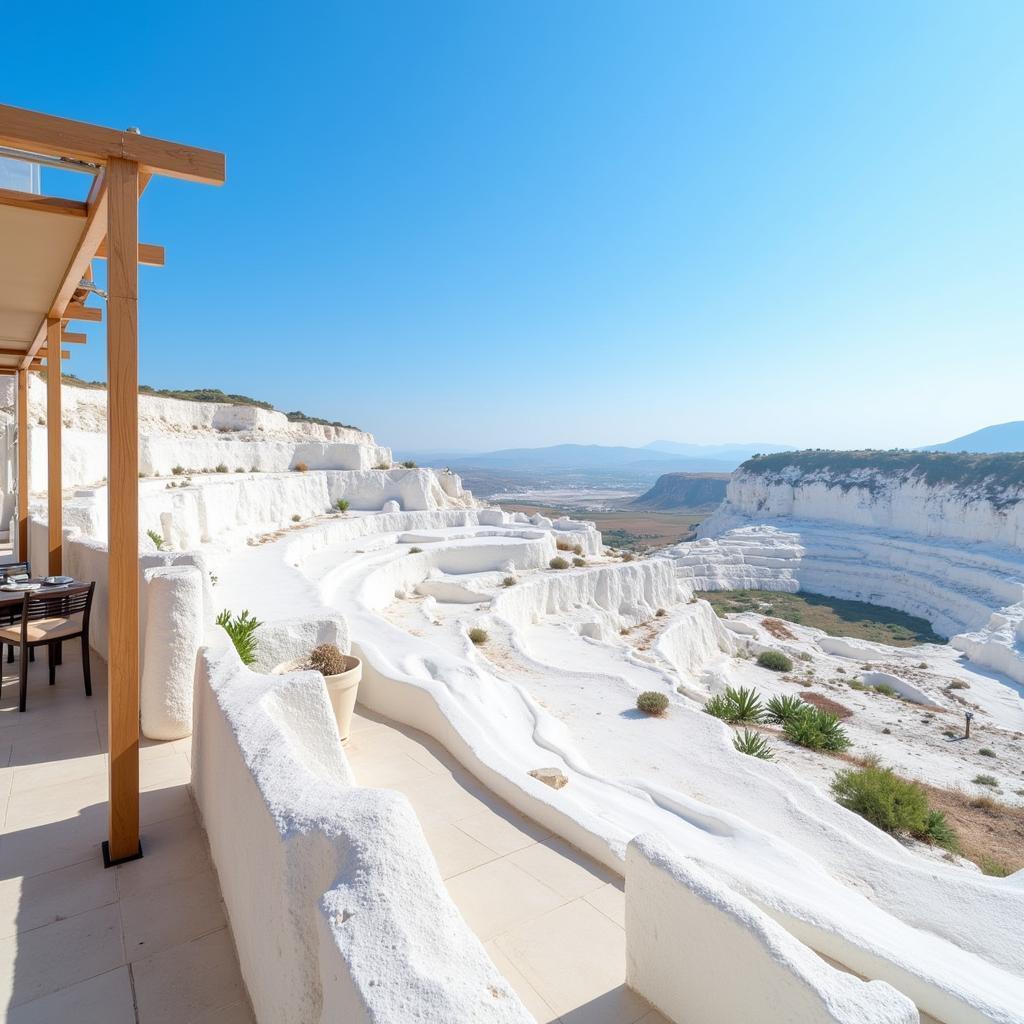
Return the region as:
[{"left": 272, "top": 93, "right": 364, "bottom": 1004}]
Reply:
[
  {"left": 0, "top": 650, "right": 252, "bottom": 1023},
  {"left": 346, "top": 708, "right": 669, "bottom": 1024}
]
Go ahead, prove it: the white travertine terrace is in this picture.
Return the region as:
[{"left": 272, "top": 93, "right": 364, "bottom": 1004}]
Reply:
[{"left": 16, "top": 394, "right": 1024, "bottom": 1024}]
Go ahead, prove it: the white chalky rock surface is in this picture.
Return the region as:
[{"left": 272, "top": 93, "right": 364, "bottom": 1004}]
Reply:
[{"left": 140, "top": 565, "right": 205, "bottom": 739}]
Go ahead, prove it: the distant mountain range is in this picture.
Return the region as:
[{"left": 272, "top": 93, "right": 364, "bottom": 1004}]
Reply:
[
  {"left": 399, "top": 440, "right": 791, "bottom": 475},
  {"left": 921, "top": 421, "right": 1024, "bottom": 454}
]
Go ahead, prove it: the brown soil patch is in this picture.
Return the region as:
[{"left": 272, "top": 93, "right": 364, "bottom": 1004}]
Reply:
[
  {"left": 920, "top": 784, "right": 1024, "bottom": 875},
  {"left": 762, "top": 617, "right": 796, "bottom": 640},
  {"left": 799, "top": 691, "right": 854, "bottom": 719}
]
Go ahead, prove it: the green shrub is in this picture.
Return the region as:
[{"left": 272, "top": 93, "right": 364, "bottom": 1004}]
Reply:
[
  {"left": 783, "top": 706, "right": 851, "bottom": 751},
  {"left": 502, "top": 576, "right": 516, "bottom": 587},
  {"left": 831, "top": 764, "right": 929, "bottom": 834},
  {"left": 400, "top": 460, "right": 417, "bottom": 468},
  {"left": 733, "top": 730, "right": 774, "bottom": 760},
  {"left": 335, "top": 498, "right": 350, "bottom": 513},
  {"left": 145, "top": 528, "right": 164, "bottom": 551},
  {"left": 549, "top": 556, "right": 569, "bottom": 570},
  {"left": 172, "top": 465, "right": 185, "bottom": 475},
  {"left": 978, "top": 748, "right": 996, "bottom": 757},
  {"left": 573, "top": 544, "right": 583, "bottom": 556},
  {"left": 250, "top": 465, "right": 259, "bottom": 473},
  {"left": 468, "top": 627, "right": 488, "bottom": 645},
  {"left": 848, "top": 680, "right": 869, "bottom": 691},
  {"left": 873, "top": 683, "right": 898, "bottom": 698},
  {"left": 572, "top": 557, "right": 586, "bottom": 567},
  {"left": 636, "top": 691, "right": 669, "bottom": 715},
  {"left": 703, "top": 686, "right": 764, "bottom": 724},
  {"left": 757, "top": 650, "right": 793, "bottom": 672},
  {"left": 374, "top": 461, "right": 390, "bottom": 470},
  {"left": 973, "top": 774, "right": 998, "bottom": 788},
  {"left": 980, "top": 857, "right": 1012, "bottom": 877},
  {"left": 655, "top": 608, "right": 667, "bottom": 618},
  {"left": 215, "top": 463, "right": 229, "bottom": 473},
  {"left": 291, "top": 514, "right": 301, "bottom": 522},
  {"left": 409, "top": 546, "right": 423, "bottom": 554},
  {"left": 765, "top": 694, "right": 806, "bottom": 724},
  {"left": 236, "top": 467, "right": 245, "bottom": 473},
  {"left": 922, "top": 810, "right": 960, "bottom": 853},
  {"left": 215, "top": 609, "right": 262, "bottom": 666}
]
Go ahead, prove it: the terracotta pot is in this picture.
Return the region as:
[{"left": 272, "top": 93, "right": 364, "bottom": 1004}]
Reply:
[
  {"left": 323, "top": 655, "right": 362, "bottom": 744},
  {"left": 272, "top": 654, "right": 363, "bottom": 745}
]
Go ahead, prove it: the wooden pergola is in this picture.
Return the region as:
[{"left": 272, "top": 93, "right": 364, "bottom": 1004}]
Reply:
[{"left": 0, "top": 105, "right": 224, "bottom": 865}]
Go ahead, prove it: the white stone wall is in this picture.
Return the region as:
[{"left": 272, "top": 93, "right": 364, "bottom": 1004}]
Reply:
[
  {"left": 191, "top": 635, "right": 533, "bottom": 1024},
  {"left": 625, "top": 833, "right": 919, "bottom": 1024}
]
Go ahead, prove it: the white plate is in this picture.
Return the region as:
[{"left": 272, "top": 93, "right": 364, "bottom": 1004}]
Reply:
[{"left": 0, "top": 582, "right": 41, "bottom": 592}]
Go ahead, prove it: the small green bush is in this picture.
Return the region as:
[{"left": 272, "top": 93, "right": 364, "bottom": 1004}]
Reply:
[
  {"left": 502, "top": 576, "right": 516, "bottom": 587},
  {"left": 400, "top": 460, "right": 417, "bottom": 468},
  {"left": 172, "top": 465, "right": 185, "bottom": 475},
  {"left": 236, "top": 467, "right": 245, "bottom": 473},
  {"left": 973, "top": 774, "right": 998, "bottom": 787},
  {"left": 704, "top": 686, "right": 764, "bottom": 724},
  {"left": 873, "top": 683, "right": 898, "bottom": 698},
  {"left": 783, "top": 706, "right": 851, "bottom": 752},
  {"left": 409, "top": 546, "right": 423, "bottom": 554},
  {"left": 978, "top": 747, "right": 996, "bottom": 757},
  {"left": 922, "top": 810, "right": 960, "bottom": 852},
  {"left": 335, "top": 499, "right": 350, "bottom": 513},
  {"left": 636, "top": 691, "right": 669, "bottom": 715},
  {"left": 733, "top": 730, "right": 774, "bottom": 760},
  {"left": 572, "top": 557, "right": 586, "bottom": 567},
  {"left": 757, "top": 650, "right": 793, "bottom": 672},
  {"left": 549, "top": 556, "right": 569, "bottom": 570},
  {"left": 145, "top": 528, "right": 164, "bottom": 551},
  {"left": 216, "top": 609, "right": 262, "bottom": 666},
  {"left": 765, "top": 694, "right": 806, "bottom": 724},
  {"left": 831, "top": 764, "right": 929, "bottom": 835},
  {"left": 655, "top": 608, "right": 667, "bottom": 618},
  {"left": 374, "top": 461, "right": 390, "bottom": 470},
  {"left": 215, "top": 463, "right": 229, "bottom": 473},
  {"left": 291, "top": 514, "right": 301, "bottom": 522},
  {"left": 980, "top": 857, "right": 1012, "bottom": 877},
  {"left": 468, "top": 627, "right": 488, "bottom": 645},
  {"left": 573, "top": 544, "right": 583, "bottom": 556}
]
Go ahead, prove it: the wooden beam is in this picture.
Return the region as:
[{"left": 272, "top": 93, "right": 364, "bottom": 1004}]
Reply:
[
  {"left": 0, "top": 187, "right": 87, "bottom": 217},
  {"left": 61, "top": 332, "right": 87, "bottom": 344},
  {"left": 63, "top": 303, "right": 102, "bottom": 323},
  {"left": 94, "top": 241, "right": 165, "bottom": 267},
  {"left": 0, "top": 104, "right": 226, "bottom": 185},
  {"left": 106, "top": 157, "right": 141, "bottom": 866},
  {"left": 17, "top": 369, "right": 28, "bottom": 560},
  {"left": 0, "top": 348, "right": 29, "bottom": 357},
  {"left": 46, "top": 319, "right": 62, "bottom": 576},
  {"left": 21, "top": 171, "right": 108, "bottom": 369}
]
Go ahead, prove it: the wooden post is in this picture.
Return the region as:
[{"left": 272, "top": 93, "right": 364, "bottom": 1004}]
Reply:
[
  {"left": 45, "top": 319, "right": 62, "bottom": 575},
  {"left": 16, "top": 368, "right": 28, "bottom": 561},
  {"left": 105, "top": 157, "right": 142, "bottom": 866}
]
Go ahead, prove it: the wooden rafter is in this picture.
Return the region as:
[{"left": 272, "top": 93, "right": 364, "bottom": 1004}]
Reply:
[
  {"left": 94, "top": 241, "right": 165, "bottom": 267},
  {"left": 0, "top": 104, "right": 225, "bottom": 185},
  {"left": 63, "top": 303, "right": 103, "bottom": 322},
  {"left": 0, "top": 187, "right": 87, "bottom": 216},
  {"left": 61, "top": 332, "right": 87, "bottom": 344}
]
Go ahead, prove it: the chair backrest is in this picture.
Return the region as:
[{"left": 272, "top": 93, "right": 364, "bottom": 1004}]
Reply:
[
  {"left": 0, "top": 561, "right": 30, "bottom": 581},
  {"left": 21, "top": 582, "right": 94, "bottom": 629}
]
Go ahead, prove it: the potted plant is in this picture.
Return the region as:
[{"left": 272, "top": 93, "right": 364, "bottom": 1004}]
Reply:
[{"left": 309, "top": 643, "right": 362, "bottom": 744}]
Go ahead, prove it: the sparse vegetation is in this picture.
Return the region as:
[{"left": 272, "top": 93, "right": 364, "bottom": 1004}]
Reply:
[
  {"left": 765, "top": 694, "right": 806, "bottom": 724},
  {"left": 215, "top": 609, "right": 262, "bottom": 666},
  {"left": 215, "top": 463, "right": 229, "bottom": 473},
  {"left": 335, "top": 499, "right": 350, "bottom": 513},
  {"left": 556, "top": 539, "right": 574, "bottom": 551},
  {"left": 374, "top": 461, "right": 390, "bottom": 470},
  {"left": 872, "top": 682, "right": 898, "bottom": 698},
  {"left": 757, "top": 650, "right": 793, "bottom": 672},
  {"left": 733, "top": 729, "right": 774, "bottom": 760},
  {"left": 704, "top": 686, "right": 764, "bottom": 724},
  {"left": 655, "top": 608, "right": 667, "bottom": 618},
  {"left": 947, "top": 680, "right": 969, "bottom": 690},
  {"left": 979, "top": 748, "right": 996, "bottom": 758},
  {"left": 294, "top": 462, "right": 309, "bottom": 472},
  {"left": 468, "top": 627, "right": 488, "bottom": 645},
  {"left": 400, "top": 460, "right": 417, "bottom": 469},
  {"left": 309, "top": 643, "right": 348, "bottom": 676},
  {"left": 701, "top": 589, "right": 943, "bottom": 646},
  {"left": 145, "top": 528, "right": 164, "bottom": 551},
  {"left": 973, "top": 774, "right": 999, "bottom": 788},
  {"left": 172, "top": 465, "right": 185, "bottom": 475},
  {"left": 636, "top": 691, "right": 669, "bottom": 716},
  {"left": 502, "top": 576, "right": 516, "bottom": 587},
  {"left": 572, "top": 557, "right": 586, "bottom": 567},
  {"left": 409, "top": 546, "right": 423, "bottom": 554},
  {"left": 831, "top": 764, "right": 936, "bottom": 841},
  {"left": 549, "top": 556, "right": 570, "bottom": 570},
  {"left": 291, "top": 514, "right": 301, "bottom": 522},
  {"left": 783, "top": 706, "right": 851, "bottom": 752}
]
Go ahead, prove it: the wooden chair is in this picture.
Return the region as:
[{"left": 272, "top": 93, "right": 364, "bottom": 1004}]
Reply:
[
  {"left": 0, "top": 583, "right": 94, "bottom": 712},
  {"left": 0, "top": 561, "right": 33, "bottom": 665}
]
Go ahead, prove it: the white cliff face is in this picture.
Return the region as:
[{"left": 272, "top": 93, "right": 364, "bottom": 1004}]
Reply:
[{"left": 675, "top": 464, "right": 1024, "bottom": 688}]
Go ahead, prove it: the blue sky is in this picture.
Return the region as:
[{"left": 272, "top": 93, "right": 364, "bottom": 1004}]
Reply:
[{"left": 4, "top": 1, "right": 1022, "bottom": 452}]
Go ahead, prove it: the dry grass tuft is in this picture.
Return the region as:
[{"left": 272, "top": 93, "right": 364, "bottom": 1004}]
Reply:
[
  {"left": 799, "top": 691, "right": 854, "bottom": 720},
  {"left": 920, "top": 784, "right": 1024, "bottom": 875},
  {"left": 762, "top": 617, "right": 797, "bottom": 640}
]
